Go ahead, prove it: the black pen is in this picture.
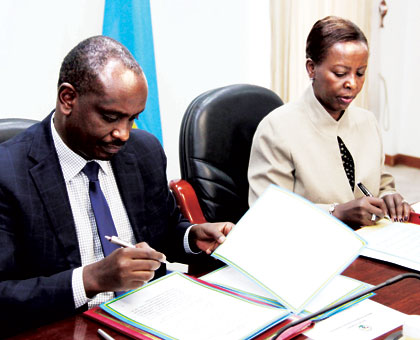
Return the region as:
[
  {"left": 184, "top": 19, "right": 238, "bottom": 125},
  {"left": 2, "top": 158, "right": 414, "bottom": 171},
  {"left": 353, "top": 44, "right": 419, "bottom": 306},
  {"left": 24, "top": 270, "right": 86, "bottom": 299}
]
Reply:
[
  {"left": 357, "top": 182, "right": 390, "bottom": 221},
  {"left": 357, "top": 182, "right": 373, "bottom": 197}
]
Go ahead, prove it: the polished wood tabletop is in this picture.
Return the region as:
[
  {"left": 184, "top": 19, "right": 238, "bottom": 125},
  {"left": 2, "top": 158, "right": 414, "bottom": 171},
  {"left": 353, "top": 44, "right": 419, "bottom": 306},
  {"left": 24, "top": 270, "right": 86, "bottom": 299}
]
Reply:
[{"left": 7, "top": 256, "right": 420, "bottom": 340}]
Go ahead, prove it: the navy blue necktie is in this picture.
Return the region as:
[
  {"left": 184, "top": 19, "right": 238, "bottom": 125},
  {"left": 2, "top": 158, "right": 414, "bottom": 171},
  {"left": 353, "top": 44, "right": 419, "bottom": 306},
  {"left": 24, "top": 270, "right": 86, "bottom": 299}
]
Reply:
[{"left": 82, "top": 162, "right": 119, "bottom": 256}]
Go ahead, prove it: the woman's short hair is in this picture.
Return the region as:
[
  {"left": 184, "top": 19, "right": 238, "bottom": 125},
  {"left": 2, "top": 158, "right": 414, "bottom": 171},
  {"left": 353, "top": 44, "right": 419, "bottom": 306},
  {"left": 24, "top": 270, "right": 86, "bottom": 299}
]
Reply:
[{"left": 306, "top": 16, "right": 368, "bottom": 64}]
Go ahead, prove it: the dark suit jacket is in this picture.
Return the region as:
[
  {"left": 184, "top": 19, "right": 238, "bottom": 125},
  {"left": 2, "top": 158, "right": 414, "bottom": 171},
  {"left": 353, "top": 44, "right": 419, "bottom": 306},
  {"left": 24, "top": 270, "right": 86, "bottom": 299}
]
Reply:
[{"left": 0, "top": 114, "right": 191, "bottom": 336}]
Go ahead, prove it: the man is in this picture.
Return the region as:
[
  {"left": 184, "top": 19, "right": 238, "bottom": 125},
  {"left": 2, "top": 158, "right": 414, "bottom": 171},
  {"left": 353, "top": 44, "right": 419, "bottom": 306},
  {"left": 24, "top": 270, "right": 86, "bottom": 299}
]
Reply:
[{"left": 0, "top": 36, "right": 233, "bottom": 336}]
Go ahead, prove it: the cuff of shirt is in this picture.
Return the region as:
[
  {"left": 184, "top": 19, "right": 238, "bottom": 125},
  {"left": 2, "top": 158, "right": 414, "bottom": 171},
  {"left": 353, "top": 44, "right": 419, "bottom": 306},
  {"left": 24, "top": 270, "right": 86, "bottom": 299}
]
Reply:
[
  {"left": 72, "top": 266, "right": 92, "bottom": 309},
  {"left": 183, "top": 224, "right": 202, "bottom": 254},
  {"left": 379, "top": 190, "right": 397, "bottom": 198}
]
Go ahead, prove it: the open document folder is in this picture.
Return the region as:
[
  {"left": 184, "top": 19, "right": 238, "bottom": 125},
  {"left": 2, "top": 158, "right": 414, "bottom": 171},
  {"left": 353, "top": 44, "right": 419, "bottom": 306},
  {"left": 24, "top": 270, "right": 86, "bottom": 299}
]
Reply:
[
  {"left": 99, "top": 185, "right": 366, "bottom": 340},
  {"left": 212, "top": 184, "right": 366, "bottom": 313},
  {"left": 101, "top": 272, "right": 290, "bottom": 340}
]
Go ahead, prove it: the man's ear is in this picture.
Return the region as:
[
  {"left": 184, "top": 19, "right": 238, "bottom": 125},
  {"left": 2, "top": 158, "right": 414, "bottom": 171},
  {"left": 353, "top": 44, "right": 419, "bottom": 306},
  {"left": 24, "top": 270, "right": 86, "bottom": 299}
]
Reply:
[
  {"left": 57, "top": 83, "right": 77, "bottom": 116},
  {"left": 306, "top": 58, "right": 316, "bottom": 79}
]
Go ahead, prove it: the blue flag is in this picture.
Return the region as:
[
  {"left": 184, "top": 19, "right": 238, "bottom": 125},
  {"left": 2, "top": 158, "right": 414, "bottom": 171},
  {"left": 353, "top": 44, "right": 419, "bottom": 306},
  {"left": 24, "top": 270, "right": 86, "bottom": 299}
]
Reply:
[{"left": 103, "top": 0, "right": 163, "bottom": 144}]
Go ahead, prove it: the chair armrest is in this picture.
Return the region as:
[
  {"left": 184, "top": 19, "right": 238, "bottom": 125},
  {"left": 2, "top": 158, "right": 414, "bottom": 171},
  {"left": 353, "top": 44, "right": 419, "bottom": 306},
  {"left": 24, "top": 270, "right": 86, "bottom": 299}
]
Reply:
[{"left": 169, "top": 179, "right": 207, "bottom": 224}]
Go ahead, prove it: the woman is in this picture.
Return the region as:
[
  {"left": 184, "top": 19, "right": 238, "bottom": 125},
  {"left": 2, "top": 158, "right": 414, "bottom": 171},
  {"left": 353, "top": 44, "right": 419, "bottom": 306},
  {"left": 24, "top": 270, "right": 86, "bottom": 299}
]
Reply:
[{"left": 248, "top": 16, "right": 410, "bottom": 227}]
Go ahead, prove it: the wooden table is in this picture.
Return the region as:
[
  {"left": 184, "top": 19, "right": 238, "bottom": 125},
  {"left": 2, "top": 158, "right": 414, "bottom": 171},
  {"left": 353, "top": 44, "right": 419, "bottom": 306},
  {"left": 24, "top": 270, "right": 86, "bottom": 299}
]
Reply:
[{"left": 8, "top": 257, "right": 420, "bottom": 340}]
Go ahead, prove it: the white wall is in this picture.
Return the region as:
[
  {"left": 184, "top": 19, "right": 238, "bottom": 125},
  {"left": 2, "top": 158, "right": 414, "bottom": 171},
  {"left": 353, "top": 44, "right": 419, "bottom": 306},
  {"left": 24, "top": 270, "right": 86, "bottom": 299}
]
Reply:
[
  {"left": 2, "top": 0, "right": 418, "bottom": 180},
  {"left": 151, "top": 0, "right": 271, "bottom": 179},
  {"left": 0, "top": 0, "right": 270, "bottom": 180},
  {"left": 0, "top": 0, "right": 105, "bottom": 118}
]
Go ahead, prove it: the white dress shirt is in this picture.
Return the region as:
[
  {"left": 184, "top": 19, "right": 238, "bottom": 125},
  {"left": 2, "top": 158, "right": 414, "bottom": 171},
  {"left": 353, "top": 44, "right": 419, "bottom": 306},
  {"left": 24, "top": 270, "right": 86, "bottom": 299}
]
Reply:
[
  {"left": 50, "top": 116, "right": 197, "bottom": 309},
  {"left": 51, "top": 117, "right": 136, "bottom": 308}
]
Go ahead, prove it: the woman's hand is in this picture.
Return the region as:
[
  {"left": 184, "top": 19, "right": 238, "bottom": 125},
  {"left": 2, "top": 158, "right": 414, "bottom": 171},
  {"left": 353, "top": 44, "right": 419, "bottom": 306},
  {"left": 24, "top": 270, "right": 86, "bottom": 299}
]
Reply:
[
  {"left": 382, "top": 193, "right": 412, "bottom": 222},
  {"left": 332, "top": 197, "right": 388, "bottom": 228}
]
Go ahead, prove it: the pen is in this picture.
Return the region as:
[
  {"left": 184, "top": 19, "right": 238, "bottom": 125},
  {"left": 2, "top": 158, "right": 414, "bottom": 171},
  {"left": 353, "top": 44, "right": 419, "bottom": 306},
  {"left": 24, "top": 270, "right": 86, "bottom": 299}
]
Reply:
[
  {"left": 357, "top": 182, "right": 390, "bottom": 221},
  {"left": 357, "top": 182, "right": 373, "bottom": 197},
  {"left": 105, "top": 235, "right": 135, "bottom": 248},
  {"left": 97, "top": 328, "right": 115, "bottom": 340},
  {"left": 105, "top": 235, "right": 188, "bottom": 273}
]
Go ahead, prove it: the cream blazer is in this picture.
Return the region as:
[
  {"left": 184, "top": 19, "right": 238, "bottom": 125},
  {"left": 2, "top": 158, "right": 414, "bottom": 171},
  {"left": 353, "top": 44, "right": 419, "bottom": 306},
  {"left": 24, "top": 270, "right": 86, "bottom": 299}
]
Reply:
[{"left": 248, "top": 86, "right": 396, "bottom": 211}]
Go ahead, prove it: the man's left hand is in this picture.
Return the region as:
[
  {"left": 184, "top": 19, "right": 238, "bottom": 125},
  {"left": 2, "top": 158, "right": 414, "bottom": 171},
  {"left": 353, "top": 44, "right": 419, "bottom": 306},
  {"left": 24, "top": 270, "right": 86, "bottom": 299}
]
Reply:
[{"left": 190, "top": 222, "right": 234, "bottom": 254}]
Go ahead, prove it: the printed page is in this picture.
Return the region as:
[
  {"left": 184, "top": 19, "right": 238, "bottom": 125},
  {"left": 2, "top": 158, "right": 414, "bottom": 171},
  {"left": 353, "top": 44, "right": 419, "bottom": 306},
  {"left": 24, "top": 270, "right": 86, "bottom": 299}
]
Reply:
[
  {"left": 101, "top": 272, "right": 289, "bottom": 340},
  {"left": 212, "top": 185, "right": 366, "bottom": 313},
  {"left": 304, "top": 299, "right": 406, "bottom": 340},
  {"left": 357, "top": 221, "right": 420, "bottom": 271}
]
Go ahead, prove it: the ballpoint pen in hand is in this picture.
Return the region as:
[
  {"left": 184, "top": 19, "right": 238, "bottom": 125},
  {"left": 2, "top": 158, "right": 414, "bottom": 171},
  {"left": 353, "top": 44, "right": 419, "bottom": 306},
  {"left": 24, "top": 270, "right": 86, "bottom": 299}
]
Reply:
[
  {"left": 357, "top": 182, "right": 373, "bottom": 197},
  {"left": 105, "top": 235, "right": 188, "bottom": 273},
  {"left": 357, "top": 182, "right": 390, "bottom": 221},
  {"left": 105, "top": 235, "right": 136, "bottom": 249}
]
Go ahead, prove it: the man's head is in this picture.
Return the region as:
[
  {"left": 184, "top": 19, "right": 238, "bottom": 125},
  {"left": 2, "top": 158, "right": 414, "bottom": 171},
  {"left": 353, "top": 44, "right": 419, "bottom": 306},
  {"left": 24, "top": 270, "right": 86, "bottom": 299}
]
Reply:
[{"left": 55, "top": 36, "right": 148, "bottom": 160}]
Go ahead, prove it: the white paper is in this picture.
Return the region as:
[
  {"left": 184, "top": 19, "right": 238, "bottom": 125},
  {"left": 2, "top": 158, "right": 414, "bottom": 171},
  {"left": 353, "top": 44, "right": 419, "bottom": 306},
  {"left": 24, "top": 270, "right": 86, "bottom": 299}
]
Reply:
[
  {"left": 303, "top": 275, "right": 371, "bottom": 314},
  {"left": 201, "top": 265, "right": 278, "bottom": 301},
  {"left": 102, "top": 272, "right": 289, "bottom": 340},
  {"left": 304, "top": 299, "right": 406, "bottom": 340},
  {"left": 201, "top": 266, "right": 370, "bottom": 313},
  {"left": 357, "top": 221, "right": 420, "bottom": 271},
  {"left": 411, "top": 202, "right": 420, "bottom": 212},
  {"left": 212, "top": 185, "right": 366, "bottom": 313}
]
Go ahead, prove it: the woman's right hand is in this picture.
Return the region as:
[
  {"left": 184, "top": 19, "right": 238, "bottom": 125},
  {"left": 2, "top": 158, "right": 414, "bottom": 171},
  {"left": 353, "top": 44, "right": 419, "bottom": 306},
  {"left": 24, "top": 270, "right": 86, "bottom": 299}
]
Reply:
[{"left": 332, "top": 197, "right": 388, "bottom": 228}]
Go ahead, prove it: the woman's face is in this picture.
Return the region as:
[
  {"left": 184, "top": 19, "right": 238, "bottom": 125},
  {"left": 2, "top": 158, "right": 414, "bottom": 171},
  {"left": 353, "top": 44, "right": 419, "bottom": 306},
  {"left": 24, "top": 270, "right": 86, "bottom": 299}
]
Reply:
[{"left": 306, "top": 41, "right": 369, "bottom": 119}]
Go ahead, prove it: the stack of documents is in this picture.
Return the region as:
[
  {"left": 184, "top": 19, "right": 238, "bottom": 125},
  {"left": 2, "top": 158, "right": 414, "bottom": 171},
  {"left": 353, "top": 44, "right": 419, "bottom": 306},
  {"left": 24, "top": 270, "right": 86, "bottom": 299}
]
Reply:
[
  {"left": 200, "top": 265, "right": 372, "bottom": 316},
  {"left": 357, "top": 219, "right": 420, "bottom": 272},
  {"left": 100, "top": 185, "right": 368, "bottom": 340}
]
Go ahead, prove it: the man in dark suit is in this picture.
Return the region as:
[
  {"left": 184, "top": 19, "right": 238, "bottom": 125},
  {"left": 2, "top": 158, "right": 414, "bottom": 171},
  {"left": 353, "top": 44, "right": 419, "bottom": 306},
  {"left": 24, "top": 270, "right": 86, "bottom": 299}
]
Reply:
[{"left": 0, "top": 36, "right": 233, "bottom": 336}]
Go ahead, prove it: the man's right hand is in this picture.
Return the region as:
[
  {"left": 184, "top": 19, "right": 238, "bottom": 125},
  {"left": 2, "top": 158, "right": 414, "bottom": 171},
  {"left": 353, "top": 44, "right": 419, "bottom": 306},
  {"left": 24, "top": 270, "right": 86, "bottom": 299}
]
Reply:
[{"left": 83, "top": 242, "right": 166, "bottom": 298}]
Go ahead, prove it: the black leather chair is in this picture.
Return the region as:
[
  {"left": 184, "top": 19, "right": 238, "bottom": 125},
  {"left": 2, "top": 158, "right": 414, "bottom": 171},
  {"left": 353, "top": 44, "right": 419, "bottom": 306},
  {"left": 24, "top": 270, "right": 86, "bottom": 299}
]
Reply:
[
  {"left": 170, "top": 84, "right": 283, "bottom": 224},
  {"left": 0, "top": 118, "right": 39, "bottom": 143}
]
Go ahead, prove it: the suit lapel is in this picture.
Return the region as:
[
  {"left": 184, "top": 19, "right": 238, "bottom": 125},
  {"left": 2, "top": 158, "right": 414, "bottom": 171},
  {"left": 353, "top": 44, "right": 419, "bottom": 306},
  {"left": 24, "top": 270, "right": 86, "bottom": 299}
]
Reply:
[
  {"left": 28, "top": 116, "right": 81, "bottom": 267},
  {"left": 112, "top": 146, "right": 146, "bottom": 243}
]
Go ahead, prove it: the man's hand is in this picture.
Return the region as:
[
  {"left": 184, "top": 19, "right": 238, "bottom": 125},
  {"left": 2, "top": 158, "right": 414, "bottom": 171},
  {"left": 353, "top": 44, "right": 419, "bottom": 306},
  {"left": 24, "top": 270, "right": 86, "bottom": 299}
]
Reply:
[
  {"left": 83, "top": 242, "right": 165, "bottom": 298},
  {"left": 190, "top": 222, "right": 234, "bottom": 254}
]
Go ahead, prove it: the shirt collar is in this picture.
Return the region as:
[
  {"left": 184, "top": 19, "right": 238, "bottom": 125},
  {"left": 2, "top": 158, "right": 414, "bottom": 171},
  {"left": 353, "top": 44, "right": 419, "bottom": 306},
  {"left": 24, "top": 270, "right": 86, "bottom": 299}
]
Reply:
[
  {"left": 50, "top": 114, "right": 111, "bottom": 182},
  {"left": 303, "top": 85, "right": 352, "bottom": 137}
]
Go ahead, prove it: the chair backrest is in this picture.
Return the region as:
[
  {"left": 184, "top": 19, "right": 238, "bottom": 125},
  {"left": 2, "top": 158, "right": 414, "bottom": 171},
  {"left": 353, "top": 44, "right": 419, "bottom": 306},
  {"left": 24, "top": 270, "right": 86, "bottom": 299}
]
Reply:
[
  {"left": 179, "top": 84, "right": 283, "bottom": 223},
  {"left": 0, "top": 118, "right": 39, "bottom": 143}
]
